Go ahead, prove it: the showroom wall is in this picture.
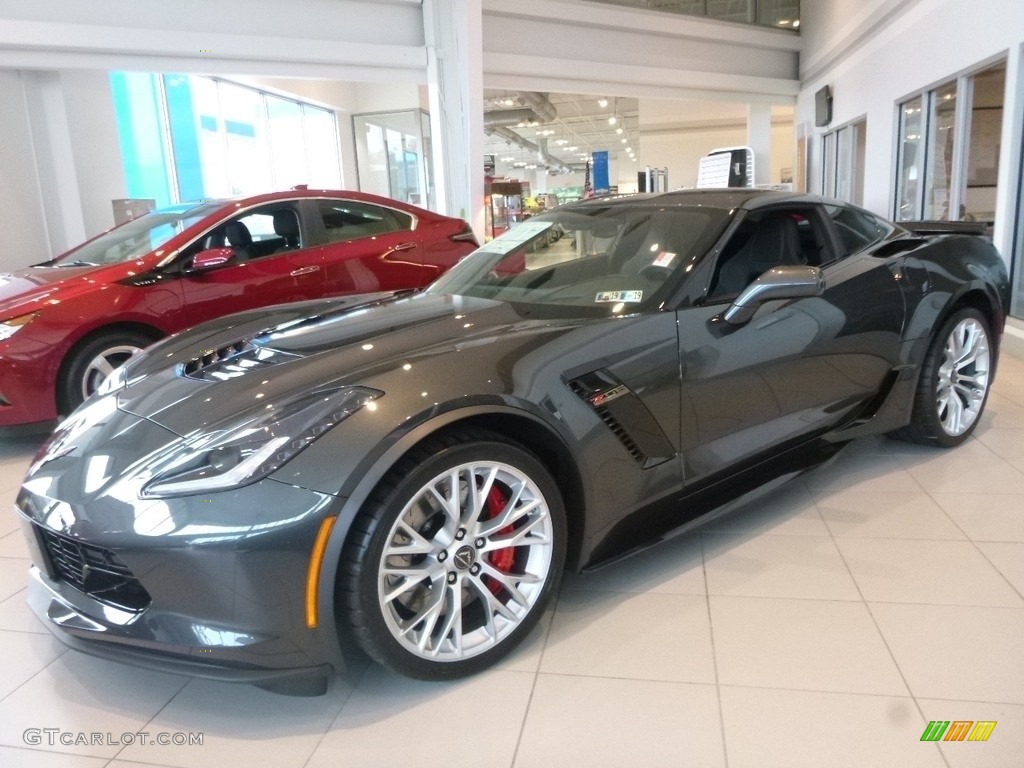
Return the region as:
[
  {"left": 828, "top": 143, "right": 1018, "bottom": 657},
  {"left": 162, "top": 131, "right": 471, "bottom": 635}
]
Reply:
[
  {"left": 797, "top": 0, "right": 1024, "bottom": 270},
  {"left": 0, "top": 70, "right": 50, "bottom": 265}
]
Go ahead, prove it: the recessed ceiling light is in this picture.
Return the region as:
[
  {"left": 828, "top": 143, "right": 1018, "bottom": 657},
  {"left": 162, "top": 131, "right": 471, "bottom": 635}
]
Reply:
[
  {"left": 598, "top": 98, "right": 608, "bottom": 108},
  {"left": 608, "top": 116, "right": 617, "bottom": 125},
  {"left": 616, "top": 127, "right": 623, "bottom": 134}
]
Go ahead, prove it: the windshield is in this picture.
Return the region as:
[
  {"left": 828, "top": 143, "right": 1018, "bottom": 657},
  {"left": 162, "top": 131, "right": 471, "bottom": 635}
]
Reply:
[
  {"left": 53, "top": 202, "right": 225, "bottom": 267},
  {"left": 428, "top": 204, "right": 730, "bottom": 312}
]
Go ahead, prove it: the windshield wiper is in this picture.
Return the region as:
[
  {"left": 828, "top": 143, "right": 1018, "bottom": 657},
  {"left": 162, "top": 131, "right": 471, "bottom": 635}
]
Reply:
[{"left": 56, "top": 260, "right": 100, "bottom": 267}]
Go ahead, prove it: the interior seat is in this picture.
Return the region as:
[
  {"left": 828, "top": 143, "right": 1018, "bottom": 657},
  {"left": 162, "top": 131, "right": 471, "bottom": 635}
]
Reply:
[
  {"left": 223, "top": 221, "right": 254, "bottom": 261},
  {"left": 272, "top": 211, "right": 301, "bottom": 252},
  {"left": 715, "top": 214, "right": 803, "bottom": 295}
]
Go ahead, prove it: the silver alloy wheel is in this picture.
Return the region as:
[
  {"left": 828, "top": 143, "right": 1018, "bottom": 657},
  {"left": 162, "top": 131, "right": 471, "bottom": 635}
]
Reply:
[
  {"left": 377, "top": 460, "right": 554, "bottom": 662},
  {"left": 936, "top": 317, "right": 990, "bottom": 436},
  {"left": 79, "top": 344, "right": 142, "bottom": 400}
]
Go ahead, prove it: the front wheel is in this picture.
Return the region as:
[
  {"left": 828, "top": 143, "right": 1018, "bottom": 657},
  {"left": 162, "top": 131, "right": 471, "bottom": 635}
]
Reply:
[
  {"left": 341, "top": 429, "right": 566, "bottom": 680},
  {"left": 892, "top": 307, "right": 993, "bottom": 447},
  {"left": 58, "top": 330, "right": 154, "bottom": 415}
]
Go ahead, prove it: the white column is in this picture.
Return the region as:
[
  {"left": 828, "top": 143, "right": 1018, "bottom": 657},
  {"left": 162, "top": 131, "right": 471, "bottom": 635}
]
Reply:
[
  {"left": 423, "top": 0, "right": 484, "bottom": 239},
  {"left": 21, "top": 70, "right": 87, "bottom": 254},
  {"left": 994, "top": 42, "right": 1023, "bottom": 269},
  {"left": 746, "top": 102, "right": 772, "bottom": 186}
]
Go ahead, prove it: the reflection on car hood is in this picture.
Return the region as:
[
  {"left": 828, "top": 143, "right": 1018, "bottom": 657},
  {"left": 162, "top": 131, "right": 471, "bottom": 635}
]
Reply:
[
  {"left": 115, "top": 292, "right": 589, "bottom": 436},
  {"left": 0, "top": 262, "right": 143, "bottom": 317}
]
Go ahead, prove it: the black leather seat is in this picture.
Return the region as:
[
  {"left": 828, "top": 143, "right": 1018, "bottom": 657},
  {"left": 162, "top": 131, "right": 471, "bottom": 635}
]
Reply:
[
  {"left": 223, "top": 221, "right": 254, "bottom": 261},
  {"left": 272, "top": 211, "right": 301, "bottom": 251},
  {"left": 716, "top": 215, "right": 803, "bottom": 295}
]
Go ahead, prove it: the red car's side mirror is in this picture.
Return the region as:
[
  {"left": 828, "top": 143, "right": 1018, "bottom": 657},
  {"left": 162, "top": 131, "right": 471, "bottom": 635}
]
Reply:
[{"left": 190, "top": 247, "right": 236, "bottom": 271}]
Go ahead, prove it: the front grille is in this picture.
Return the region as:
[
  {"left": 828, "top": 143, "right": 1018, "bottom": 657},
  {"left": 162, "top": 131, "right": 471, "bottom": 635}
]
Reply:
[{"left": 39, "top": 528, "right": 151, "bottom": 612}]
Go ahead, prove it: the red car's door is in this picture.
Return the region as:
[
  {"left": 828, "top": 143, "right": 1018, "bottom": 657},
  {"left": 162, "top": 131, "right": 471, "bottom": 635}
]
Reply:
[
  {"left": 177, "top": 204, "right": 325, "bottom": 327},
  {"left": 312, "top": 198, "right": 438, "bottom": 294}
]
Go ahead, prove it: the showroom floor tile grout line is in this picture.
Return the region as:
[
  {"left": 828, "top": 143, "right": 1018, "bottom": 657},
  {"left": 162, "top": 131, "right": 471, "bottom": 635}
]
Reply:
[
  {"left": 816, "top": 489, "right": 954, "bottom": 768},
  {"left": 699, "top": 532, "right": 732, "bottom": 768}
]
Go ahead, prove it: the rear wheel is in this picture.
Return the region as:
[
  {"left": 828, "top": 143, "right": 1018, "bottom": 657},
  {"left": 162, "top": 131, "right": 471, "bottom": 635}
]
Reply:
[
  {"left": 341, "top": 428, "right": 565, "bottom": 679},
  {"left": 58, "top": 330, "right": 153, "bottom": 415},
  {"left": 892, "top": 307, "right": 993, "bottom": 446}
]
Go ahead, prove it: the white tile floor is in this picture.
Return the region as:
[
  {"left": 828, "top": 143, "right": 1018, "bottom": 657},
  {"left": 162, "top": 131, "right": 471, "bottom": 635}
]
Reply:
[{"left": 1, "top": 346, "right": 1023, "bottom": 767}]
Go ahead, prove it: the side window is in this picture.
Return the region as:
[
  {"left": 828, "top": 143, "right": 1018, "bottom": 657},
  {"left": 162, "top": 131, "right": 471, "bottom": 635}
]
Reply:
[
  {"left": 709, "top": 208, "right": 827, "bottom": 299},
  {"left": 181, "top": 205, "right": 303, "bottom": 263},
  {"left": 827, "top": 205, "right": 892, "bottom": 258},
  {"left": 317, "top": 200, "right": 413, "bottom": 243}
]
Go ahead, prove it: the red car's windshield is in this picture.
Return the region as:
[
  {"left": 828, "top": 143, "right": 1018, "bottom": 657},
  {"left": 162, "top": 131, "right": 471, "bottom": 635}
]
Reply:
[{"left": 54, "top": 202, "right": 225, "bottom": 267}]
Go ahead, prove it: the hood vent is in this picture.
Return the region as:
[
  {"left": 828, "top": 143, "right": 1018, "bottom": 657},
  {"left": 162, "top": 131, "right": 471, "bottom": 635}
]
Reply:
[{"left": 179, "top": 339, "right": 300, "bottom": 382}]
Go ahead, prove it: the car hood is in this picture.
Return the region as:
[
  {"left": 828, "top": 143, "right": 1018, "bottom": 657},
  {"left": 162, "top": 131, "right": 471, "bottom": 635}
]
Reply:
[
  {"left": 0, "top": 261, "right": 145, "bottom": 317},
  {"left": 113, "top": 292, "right": 591, "bottom": 436}
]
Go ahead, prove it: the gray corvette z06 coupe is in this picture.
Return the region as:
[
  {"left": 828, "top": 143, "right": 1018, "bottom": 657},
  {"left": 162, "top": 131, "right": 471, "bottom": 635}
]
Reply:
[{"left": 17, "top": 190, "right": 1009, "bottom": 694}]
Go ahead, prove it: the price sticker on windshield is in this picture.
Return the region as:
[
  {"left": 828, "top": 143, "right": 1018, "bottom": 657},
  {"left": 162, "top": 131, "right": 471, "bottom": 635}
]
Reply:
[{"left": 595, "top": 290, "right": 643, "bottom": 303}]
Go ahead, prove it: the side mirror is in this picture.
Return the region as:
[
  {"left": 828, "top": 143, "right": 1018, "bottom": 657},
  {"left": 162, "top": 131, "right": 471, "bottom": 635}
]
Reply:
[
  {"left": 722, "top": 265, "right": 825, "bottom": 325},
  {"left": 189, "top": 247, "right": 236, "bottom": 272}
]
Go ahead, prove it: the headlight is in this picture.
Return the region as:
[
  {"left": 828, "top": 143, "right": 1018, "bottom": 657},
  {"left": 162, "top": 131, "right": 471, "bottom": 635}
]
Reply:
[
  {"left": 0, "top": 312, "right": 38, "bottom": 342},
  {"left": 141, "top": 386, "right": 382, "bottom": 498}
]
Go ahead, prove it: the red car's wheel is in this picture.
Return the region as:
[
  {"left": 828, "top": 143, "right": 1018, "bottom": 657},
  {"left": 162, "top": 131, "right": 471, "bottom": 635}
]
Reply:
[{"left": 58, "top": 330, "right": 155, "bottom": 415}]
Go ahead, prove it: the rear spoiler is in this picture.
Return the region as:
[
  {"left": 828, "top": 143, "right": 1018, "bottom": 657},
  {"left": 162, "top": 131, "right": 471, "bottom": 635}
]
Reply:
[{"left": 901, "top": 220, "right": 991, "bottom": 238}]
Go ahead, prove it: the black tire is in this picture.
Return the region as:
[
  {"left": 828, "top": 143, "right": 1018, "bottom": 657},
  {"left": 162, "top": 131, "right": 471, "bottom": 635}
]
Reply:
[
  {"left": 57, "top": 330, "right": 154, "bottom": 415},
  {"left": 341, "top": 427, "right": 566, "bottom": 680},
  {"left": 890, "top": 307, "right": 993, "bottom": 447}
]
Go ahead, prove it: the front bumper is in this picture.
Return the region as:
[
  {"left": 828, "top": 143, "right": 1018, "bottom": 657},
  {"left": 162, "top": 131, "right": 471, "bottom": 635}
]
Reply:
[
  {"left": 25, "top": 569, "right": 333, "bottom": 695},
  {"left": 16, "top": 404, "right": 351, "bottom": 694}
]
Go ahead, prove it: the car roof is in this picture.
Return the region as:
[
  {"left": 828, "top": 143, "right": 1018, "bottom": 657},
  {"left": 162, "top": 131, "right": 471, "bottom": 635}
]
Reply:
[{"left": 563, "top": 188, "right": 829, "bottom": 213}]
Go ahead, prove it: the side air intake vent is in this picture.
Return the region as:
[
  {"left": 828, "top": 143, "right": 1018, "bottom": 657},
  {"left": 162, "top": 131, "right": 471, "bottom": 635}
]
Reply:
[{"left": 567, "top": 370, "right": 674, "bottom": 469}]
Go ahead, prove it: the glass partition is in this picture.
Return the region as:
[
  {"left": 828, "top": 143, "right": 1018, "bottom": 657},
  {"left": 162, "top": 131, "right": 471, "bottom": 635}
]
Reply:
[{"left": 353, "top": 110, "right": 432, "bottom": 209}]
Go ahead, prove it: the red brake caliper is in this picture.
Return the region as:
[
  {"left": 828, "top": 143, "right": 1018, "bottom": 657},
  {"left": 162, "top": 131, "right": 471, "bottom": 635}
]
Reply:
[{"left": 484, "top": 485, "right": 515, "bottom": 595}]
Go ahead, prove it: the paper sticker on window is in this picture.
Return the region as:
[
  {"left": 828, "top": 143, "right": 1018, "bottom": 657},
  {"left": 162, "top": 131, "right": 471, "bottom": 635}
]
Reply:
[
  {"left": 652, "top": 251, "right": 676, "bottom": 268},
  {"left": 595, "top": 290, "right": 643, "bottom": 303}
]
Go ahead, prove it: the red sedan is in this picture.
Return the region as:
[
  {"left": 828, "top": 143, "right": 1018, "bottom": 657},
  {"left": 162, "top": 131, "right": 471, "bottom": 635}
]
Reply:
[{"left": 0, "top": 189, "right": 477, "bottom": 427}]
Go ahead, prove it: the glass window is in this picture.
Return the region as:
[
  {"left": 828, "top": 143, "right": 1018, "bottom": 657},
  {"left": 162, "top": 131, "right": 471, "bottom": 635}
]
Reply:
[
  {"left": 827, "top": 205, "right": 893, "bottom": 257},
  {"left": 219, "top": 81, "right": 273, "bottom": 196},
  {"left": 822, "top": 132, "right": 837, "bottom": 198},
  {"left": 924, "top": 80, "right": 958, "bottom": 220},
  {"left": 429, "top": 205, "right": 731, "bottom": 313},
  {"left": 114, "top": 73, "right": 342, "bottom": 204},
  {"left": 964, "top": 64, "right": 1005, "bottom": 223},
  {"left": 895, "top": 97, "right": 924, "bottom": 220},
  {"left": 317, "top": 200, "right": 411, "bottom": 243},
  {"left": 303, "top": 105, "right": 342, "bottom": 189}
]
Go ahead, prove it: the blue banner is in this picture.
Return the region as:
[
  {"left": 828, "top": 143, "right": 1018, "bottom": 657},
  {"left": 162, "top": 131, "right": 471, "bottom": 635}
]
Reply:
[{"left": 592, "top": 150, "right": 609, "bottom": 194}]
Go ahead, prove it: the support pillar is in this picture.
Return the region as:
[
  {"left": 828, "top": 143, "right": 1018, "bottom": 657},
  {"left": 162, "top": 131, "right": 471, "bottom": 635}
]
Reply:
[
  {"left": 423, "top": 0, "right": 484, "bottom": 239},
  {"left": 746, "top": 102, "right": 772, "bottom": 186}
]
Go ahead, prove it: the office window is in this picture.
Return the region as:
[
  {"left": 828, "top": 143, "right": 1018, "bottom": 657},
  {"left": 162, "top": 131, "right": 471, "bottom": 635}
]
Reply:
[{"left": 821, "top": 119, "right": 866, "bottom": 205}]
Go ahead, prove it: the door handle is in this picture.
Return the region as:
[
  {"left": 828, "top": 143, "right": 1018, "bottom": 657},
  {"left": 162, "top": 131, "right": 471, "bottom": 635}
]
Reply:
[
  {"left": 290, "top": 265, "right": 320, "bottom": 277},
  {"left": 390, "top": 242, "right": 416, "bottom": 253}
]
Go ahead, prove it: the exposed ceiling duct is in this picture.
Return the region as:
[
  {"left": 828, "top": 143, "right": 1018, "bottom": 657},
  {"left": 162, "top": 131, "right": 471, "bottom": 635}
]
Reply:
[
  {"left": 488, "top": 125, "right": 585, "bottom": 174},
  {"left": 484, "top": 92, "right": 583, "bottom": 173},
  {"left": 482, "top": 108, "right": 541, "bottom": 130}
]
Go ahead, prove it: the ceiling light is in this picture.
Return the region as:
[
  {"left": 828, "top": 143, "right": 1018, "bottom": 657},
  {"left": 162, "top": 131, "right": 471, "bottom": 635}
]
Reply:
[
  {"left": 621, "top": 138, "right": 627, "bottom": 143},
  {"left": 616, "top": 127, "right": 623, "bottom": 134},
  {"left": 598, "top": 98, "right": 608, "bottom": 108},
  {"left": 568, "top": 146, "right": 578, "bottom": 151},
  {"left": 793, "top": 20, "right": 800, "bottom": 28},
  {"left": 608, "top": 116, "right": 617, "bottom": 125}
]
